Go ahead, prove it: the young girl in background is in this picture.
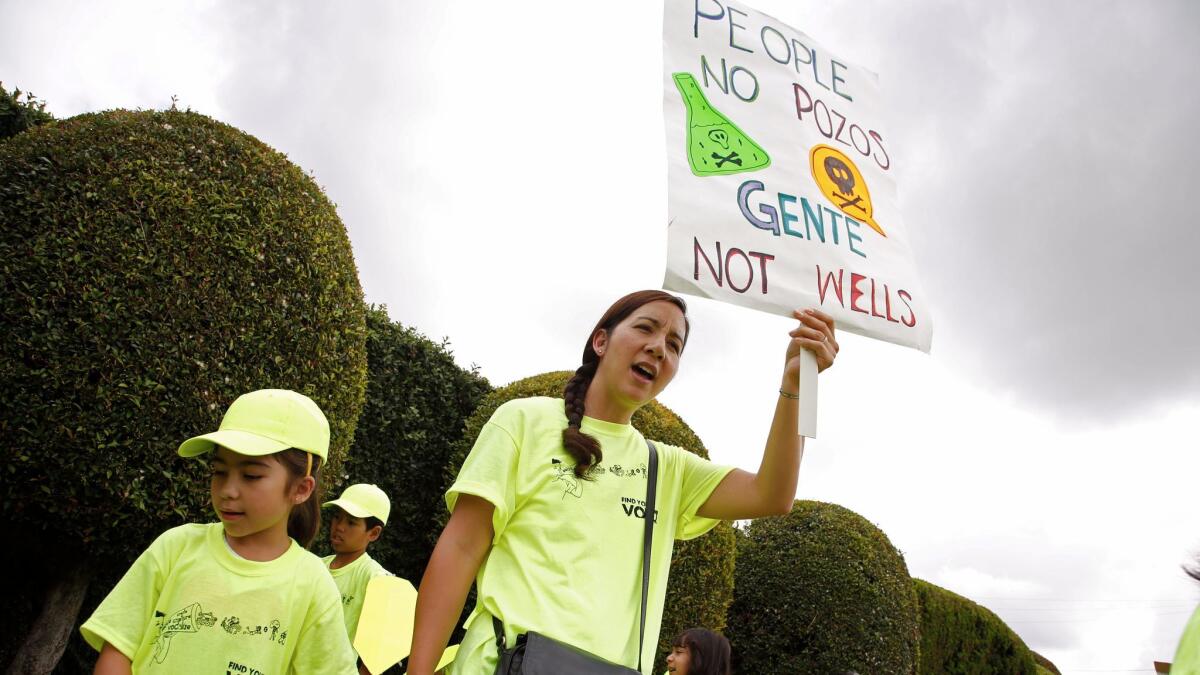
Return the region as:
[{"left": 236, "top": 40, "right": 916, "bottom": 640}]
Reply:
[
  {"left": 81, "top": 389, "right": 357, "bottom": 674},
  {"left": 665, "top": 628, "right": 731, "bottom": 675},
  {"left": 408, "top": 290, "right": 837, "bottom": 674}
]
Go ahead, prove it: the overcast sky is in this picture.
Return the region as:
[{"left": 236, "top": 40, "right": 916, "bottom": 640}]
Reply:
[{"left": 3, "top": 1, "right": 1198, "bottom": 672}]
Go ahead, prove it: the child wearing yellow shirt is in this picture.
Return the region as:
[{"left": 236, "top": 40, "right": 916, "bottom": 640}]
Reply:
[
  {"left": 322, "top": 483, "right": 395, "bottom": 647},
  {"left": 80, "top": 389, "right": 357, "bottom": 674}
]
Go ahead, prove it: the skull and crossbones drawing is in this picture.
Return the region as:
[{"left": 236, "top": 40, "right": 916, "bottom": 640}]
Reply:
[
  {"left": 823, "top": 156, "right": 863, "bottom": 211},
  {"left": 707, "top": 128, "right": 742, "bottom": 168}
]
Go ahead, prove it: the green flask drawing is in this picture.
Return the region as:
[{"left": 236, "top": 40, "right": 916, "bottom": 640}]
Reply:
[{"left": 673, "top": 72, "right": 770, "bottom": 177}]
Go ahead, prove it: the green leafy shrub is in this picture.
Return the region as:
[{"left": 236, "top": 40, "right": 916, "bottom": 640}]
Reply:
[
  {"left": 913, "top": 579, "right": 1037, "bottom": 675},
  {"left": 443, "top": 371, "right": 736, "bottom": 674},
  {"left": 1032, "top": 650, "right": 1061, "bottom": 675},
  {"left": 0, "top": 83, "right": 54, "bottom": 140},
  {"left": 323, "top": 305, "right": 490, "bottom": 583},
  {"left": 727, "top": 500, "right": 920, "bottom": 674},
  {"left": 0, "top": 108, "right": 367, "bottom": 667}
]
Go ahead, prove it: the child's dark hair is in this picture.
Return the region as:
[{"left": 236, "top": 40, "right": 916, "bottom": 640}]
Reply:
[
  {"left": 562, "top": 290, "right": 689, "bottom": 479},
  {"left": 365, "top": 516, "right": 384, "bottom": 531},
  {"left": 673, "top": 628, "right": 731, "bottom": 675},
  {"left": 276, "top": 449, "right": 323, "bottom": 548}
]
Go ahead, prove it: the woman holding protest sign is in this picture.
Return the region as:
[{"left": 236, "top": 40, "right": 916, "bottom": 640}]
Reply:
[{"left": 407, "top": 290, "right": 838, "bottom": 675}]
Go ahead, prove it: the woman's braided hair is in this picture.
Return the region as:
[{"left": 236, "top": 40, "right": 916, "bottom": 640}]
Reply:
[{"left": 561, "top": 290, "right": 689, "bottom": 479}]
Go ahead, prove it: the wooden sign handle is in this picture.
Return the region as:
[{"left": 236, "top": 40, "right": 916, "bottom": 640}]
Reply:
[{"left": 799, "top": 349, "right": 818, "bottom": 438}]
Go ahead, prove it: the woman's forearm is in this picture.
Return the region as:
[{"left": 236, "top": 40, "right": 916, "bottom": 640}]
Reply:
[
  {"left": 697, "top": 309, "right": 836, "bottom": 521},
  {"left": 408, "top": 496, "right": 494, "bottom": 674},
  {"left": 755, "top": 373, "right": 806, "bottom": 513},
  {"left": 695, "top": 376, "right": 807, "bottom": 520},
  {"left": 752, "top": 309, "right": 837, "bottom": 514}
]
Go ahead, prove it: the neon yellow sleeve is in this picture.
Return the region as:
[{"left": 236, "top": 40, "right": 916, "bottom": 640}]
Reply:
[
  {"left": 80, "top": 528, "right": 177, "bottom": 658},
  {"left": 446, "top": 410, "right": 522, "bottom": 540},
  {"left": 668, "top": 445, "right": 735, "bottom": 540},
  {"left": 289, "top": 569, "right": 358, "bottom": 674}
]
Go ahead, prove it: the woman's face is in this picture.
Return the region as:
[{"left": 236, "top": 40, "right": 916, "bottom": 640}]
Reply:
[
  {"left": 591, "top": 300, "right": 687, "bottom": 412},
  {"left": 666, "top": 643, "right": 692, "bottom": 674}
]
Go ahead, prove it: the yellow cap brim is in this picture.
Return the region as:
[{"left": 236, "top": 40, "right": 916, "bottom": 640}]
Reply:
[
  {"left": 178, "top": 429, "right": 291, "bottom": 458},
  {"left": 322, "top": 498, "right": 374, "bottom": 520}
]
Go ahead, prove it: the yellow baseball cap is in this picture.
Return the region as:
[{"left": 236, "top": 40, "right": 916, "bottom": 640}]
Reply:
[
  {"left": 178, "top": 389, "right": 330, "bottom": 461},
  {"left": 324, "top": 483, "right": 390, "bottom": 524}
]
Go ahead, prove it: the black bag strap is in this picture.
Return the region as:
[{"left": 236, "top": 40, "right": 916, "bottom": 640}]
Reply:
[
  {"left": 494, "top": 614, "right": 506, "bottom": 650},
  {"left": 492, "top": 441, "right": 660, "bottom": 672},
  {"left": 637, "top": 440, "right": 658, "bottom": 672}
]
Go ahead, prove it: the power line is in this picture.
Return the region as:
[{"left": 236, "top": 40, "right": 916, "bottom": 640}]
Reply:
[
  {"left": 992, "top": 606, "right": 1192, "bottom": 613},
  {"left": 986, "top": 605, "right": 1194, "bottom": 618},
  {"left": 981, "top": 598, "right": 1193, "bottom": 603},
  {"left": 975, "top": 596, "right": 1196, "bottom": 603},
  {"left": 1004, "top": 610, "right": 1191, "bottom": 623}
]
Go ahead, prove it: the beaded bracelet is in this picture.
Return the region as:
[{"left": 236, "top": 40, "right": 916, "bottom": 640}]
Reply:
[{"left": 778, "top": 389, "right": 800, "bottom": 399}]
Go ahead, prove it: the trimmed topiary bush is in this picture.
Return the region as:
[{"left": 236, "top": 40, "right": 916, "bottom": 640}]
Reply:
[
  {"left": 1032, "top": 650, "right": 1061, "bottom": 675},
  {"left": 0, "top": 108, "right": 367, "bottom": 672},
  {"left": 0, "top": 83, "right": 54, "bottom": 140},
  {"left": 324, "top": 304, "right": 490, "bottom": 583},
  {"left": 443, "top": 371, "right": 736, "bottom": 674},
  {"left": 914, "top": 579, "right": 1037, "bottom": 675},
  {"left": 727, "top": 500, "right": 920, "bottom": 674}
]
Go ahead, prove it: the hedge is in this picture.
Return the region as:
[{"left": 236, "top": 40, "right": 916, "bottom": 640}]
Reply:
[
  {"left": 442, "top": 371, "right": 736, "bottom": 674},
  {"left": 319, "top": 305, "right": 490, "bottom": 583},
  {"left": 0, "top": 109, "right": 367, "bottom": 669},
  {"left": 727, "top": 500, "right": 921, "bottom": 674},
  {"left": 0, "top": 83, "right": 54, "bottom": 140},
  {"left": 1032, "top": 650, "right": 1061, "bottom": 675},
  {"left": 913, "top": 579, "right": 1037, "bottom": 675}
]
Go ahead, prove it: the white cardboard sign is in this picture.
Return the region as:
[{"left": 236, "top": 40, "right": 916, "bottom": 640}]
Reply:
[{"left": 663, "top": 0, "right": 932, "bottom": 353}]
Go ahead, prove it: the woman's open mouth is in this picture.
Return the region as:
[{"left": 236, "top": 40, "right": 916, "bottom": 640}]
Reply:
[{"left": 631, "top": 363, "right": 656, "bottom": 384}]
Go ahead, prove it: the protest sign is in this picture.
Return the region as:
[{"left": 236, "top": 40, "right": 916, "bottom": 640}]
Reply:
[{"left": 663, "top": 0, "right": 932, "bottom": 354}]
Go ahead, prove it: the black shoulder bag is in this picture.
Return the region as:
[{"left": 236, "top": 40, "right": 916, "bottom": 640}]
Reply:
[{"left": 491, "top": 440, "right": 659, "bottom": 675}]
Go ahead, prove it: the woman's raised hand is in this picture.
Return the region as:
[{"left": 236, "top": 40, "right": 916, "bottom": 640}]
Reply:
[{"left": 785, "top": 308, "right": 838, "bottom": 380}]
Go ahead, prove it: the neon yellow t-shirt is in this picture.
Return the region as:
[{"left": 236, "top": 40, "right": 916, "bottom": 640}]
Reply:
[
  {"left": 322, "top": 551, "right": 393, "bottom": 641},
  {"left": 445, "top": 397, "right": 734, "bottom": 675},
  {"left": 1175, "top": 604, "right": 1200, "bottom": 674},
  {"left": 80, "top": 523, "right": 357, "bottom": 674}
]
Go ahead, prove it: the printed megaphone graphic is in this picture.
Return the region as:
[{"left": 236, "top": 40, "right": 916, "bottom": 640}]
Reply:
[{"left": 152, "top": 602, "right": 214, "bottom": 663}]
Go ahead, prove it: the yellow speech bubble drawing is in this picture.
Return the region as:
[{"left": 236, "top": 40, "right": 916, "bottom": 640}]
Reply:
[
  {"left": 355, "top": 576, "right": 418, "bottom": 675},
  {"left": 809, "top": 144, "right": 886, "bottom": 237}
]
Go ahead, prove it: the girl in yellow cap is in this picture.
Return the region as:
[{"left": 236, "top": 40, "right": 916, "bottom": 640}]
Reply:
[
  {"left": 408, "top": 291, "right": 837, "bottom": 675},
  {"left": 81, "top": 389, "right": 357, "bottom": 674}
]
